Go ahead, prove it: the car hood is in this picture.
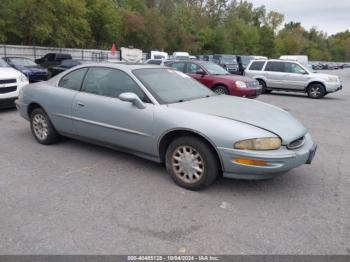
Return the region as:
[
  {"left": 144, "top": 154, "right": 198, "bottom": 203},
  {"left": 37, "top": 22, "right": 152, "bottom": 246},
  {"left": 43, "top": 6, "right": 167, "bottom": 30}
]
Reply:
[
  {"left": 311, "top": 72, "right": 338, "bottom": 80},
  {"left": 0, "top": 67, "right": 22, "bottom": 78},
  {"left": 169, "top": 95, "right": 307, "bottom": 144},
  {"left": 213, "top": 74, "right": 255, "bottom": 82}
]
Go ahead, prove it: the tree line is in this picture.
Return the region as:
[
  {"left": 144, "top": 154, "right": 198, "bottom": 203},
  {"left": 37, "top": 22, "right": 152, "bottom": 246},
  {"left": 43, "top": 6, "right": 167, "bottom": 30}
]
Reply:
[{"left": 0, "top": 0, "right": 349, "bottom": 61}]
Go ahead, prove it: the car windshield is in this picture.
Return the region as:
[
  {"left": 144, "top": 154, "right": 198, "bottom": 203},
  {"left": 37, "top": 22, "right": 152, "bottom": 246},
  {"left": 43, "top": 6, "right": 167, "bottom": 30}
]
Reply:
[
  {"left": 133, "top": 68, "right": 215, "bottom": 104},
  {"left": 0, "top": 58, "right": 9, "bottom": 67},
  {"left": 201, "top": 62, "right": 230, "bottom": 75},
  {"left": 221, "top": 56, "right": 237, "bottom": 65},
  {"left": 9, "top": 58, "right": 37, "bottom": 66}
]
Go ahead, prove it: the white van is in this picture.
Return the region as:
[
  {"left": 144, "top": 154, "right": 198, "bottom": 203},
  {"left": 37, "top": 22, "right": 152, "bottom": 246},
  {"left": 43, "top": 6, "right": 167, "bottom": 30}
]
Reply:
[
  {"left": 172, "top": 52, "right": 190, "bottom": 61},
  {"left": 149, "top": 51, "right": 168, "bottom": 60},
  {"left": 280, "top": 55, "right": 309, "bottom": 66}
]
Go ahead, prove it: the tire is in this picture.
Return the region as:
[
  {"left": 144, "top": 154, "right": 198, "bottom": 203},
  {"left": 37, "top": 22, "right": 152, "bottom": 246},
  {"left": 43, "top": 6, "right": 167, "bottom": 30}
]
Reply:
[
  {"left": 257, "top": 79, "right": 271, "bottom": 93},
  {"left": 307, "top": 83, "right": 326, "bottom": 99},
  {"left": 30, "top": 108, "right": 60, "bottom": 145},
  {"left": 213, "top": 85, "right": 229, "bottom": 95},
  {"left": 165, "top": 136, "right": 219, "bottom": 190}
]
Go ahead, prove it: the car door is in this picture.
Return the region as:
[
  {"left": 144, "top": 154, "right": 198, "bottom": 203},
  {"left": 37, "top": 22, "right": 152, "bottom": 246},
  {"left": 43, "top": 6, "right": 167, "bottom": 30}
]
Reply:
[
  {"left": 283, "top": 62, "right": 310, "bottom": 90},
  {"left": 48, "top": 67, "right": 88, "bottom": 135},
  {"left": 264, "top": 61, "right": 288, "bottom": 88},
  {"left": 71, "top": 66, "right": 155, "bottom": 154}
]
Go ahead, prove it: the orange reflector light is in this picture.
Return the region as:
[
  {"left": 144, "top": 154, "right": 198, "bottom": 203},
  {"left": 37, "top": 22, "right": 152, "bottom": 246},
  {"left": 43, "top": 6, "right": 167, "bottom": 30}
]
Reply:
[{"left": 233, "top": 158, "right": 267, "bottom": 166}]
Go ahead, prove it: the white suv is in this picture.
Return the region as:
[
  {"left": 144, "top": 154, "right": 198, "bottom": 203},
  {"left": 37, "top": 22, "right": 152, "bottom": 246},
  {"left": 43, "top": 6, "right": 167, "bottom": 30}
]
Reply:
[
  {"left": 0, "top": 58, "right": 29, "bottom": 108},
  {"left": 245, "top": 59, "right": 342, "bottom": 99}
]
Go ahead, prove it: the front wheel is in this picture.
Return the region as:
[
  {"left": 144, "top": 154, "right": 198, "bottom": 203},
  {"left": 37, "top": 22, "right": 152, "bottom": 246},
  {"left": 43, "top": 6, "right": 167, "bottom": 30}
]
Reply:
[
  {"left": 213, "top": 85, "right": 229, "bottom": 95},
  {"left": 165, "top": 136, "right": 219, "bottom": 190},
  {"left": 307, "top": 84, "right": 326, "bottom": 99},
  {"left": 30, "top": 108, "right": 60, "bottom": 145},
  {"left": 257, "top": 79, "right": 270, "bottom": 93}
]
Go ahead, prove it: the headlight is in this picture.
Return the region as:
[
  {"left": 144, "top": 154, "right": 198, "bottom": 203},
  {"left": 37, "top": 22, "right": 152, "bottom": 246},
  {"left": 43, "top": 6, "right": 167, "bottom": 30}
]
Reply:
[
  {"left": 327, "top": 76, "right": 338, "bottom": 82},
  {"left": 235, "top": 81, "right": 247, "bottom": 88},
  {"left": 234, "top": 137, "right": 282, "bottom": 150},
  {"left": 19, "top": 74, "right": 28, "bottom": 82}
]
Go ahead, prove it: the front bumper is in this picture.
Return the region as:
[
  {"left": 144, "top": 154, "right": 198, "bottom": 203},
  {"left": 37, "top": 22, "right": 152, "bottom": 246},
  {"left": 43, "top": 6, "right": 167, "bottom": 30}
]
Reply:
[
  {"left": 218, "top": 133, "right": 316, "bottom": 180},
  {"left": 325, "top": 82, "right": 342, "bottom": 93},
  {"left": 232, "top": 87, "right": 262, "bottom": 98}
]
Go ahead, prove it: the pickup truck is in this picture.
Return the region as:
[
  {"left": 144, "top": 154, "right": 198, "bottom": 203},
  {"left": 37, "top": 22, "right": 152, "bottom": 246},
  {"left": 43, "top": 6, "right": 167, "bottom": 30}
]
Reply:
[{"left": 35, "top": 53, "right": 72, "bottom": 69}]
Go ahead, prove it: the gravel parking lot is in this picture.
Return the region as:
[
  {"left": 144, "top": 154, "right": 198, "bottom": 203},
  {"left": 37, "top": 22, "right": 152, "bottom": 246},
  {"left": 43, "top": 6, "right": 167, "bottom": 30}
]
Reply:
[{"left": 0, "top": 69, "right": 349, "bottom": 255}]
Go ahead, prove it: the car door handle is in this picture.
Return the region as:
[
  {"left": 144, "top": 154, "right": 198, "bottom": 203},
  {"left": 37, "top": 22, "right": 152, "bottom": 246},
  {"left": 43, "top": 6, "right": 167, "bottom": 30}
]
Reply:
[{"left": 76, "top": 101, "right": 85, "bottom": 107}]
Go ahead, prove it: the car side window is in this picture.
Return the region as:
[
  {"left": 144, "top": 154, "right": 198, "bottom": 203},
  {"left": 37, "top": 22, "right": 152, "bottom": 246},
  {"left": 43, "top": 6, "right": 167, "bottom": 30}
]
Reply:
[
  {"left": 170, "top": 62, "right": 186, "bottom": 72},
  {"left": 264, "top": 62, "right": 285, "bottom": 72},
  {"left": 58, "top": 68, "right": 88, "bottom": 91},
  {"left": 249, "top": 61, "right": 265, "bottom": 71},
  {"left": 187, "top": 63, "right": 202, "bottom": 74},
  {"left": 285, "top": 63, "right": 307, "bottom": 74},
  {"left": 81, "top": 67, "right": 150, "bottom": 103}
]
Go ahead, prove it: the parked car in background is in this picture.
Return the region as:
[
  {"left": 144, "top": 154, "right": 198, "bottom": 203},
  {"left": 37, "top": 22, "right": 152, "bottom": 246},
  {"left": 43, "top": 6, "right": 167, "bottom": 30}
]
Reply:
[
  {"left": 245, "top": 59, "right": 342, "bottom": 98},
  {"left": 16, "top": 63, "right": 317, "bottom": 190},
  {"left": 49, "top": 59, "right": 89, "bottom": 77},
  {"left": 212, "top": 54, "right": 239, "bottom": 74},
  {"left": 145, "top": 59, "right": 164, "bottom": 65},
  {"left": 0, "top": 58, "right": 29, "bottom": 108},
  {"left": 167, "top": 60, "right": 261, "bottom": 98},
  {"left": 3, "top": 57, "right": 49, "bottom": 82},
  {"left": 35, "top": 53, "right": 72, "bottom": 69}
]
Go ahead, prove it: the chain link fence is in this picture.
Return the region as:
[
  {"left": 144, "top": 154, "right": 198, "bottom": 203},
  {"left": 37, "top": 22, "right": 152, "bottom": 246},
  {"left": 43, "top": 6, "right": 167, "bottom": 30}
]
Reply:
[{"left": 0, "top": 44, "right": 121, "bottom": 62}]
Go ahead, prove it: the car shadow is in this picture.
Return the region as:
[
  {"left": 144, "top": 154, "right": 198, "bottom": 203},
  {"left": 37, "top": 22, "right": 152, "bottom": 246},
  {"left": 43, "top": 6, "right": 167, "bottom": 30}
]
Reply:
[
  {"left": 263, "top": 92, "right": 343, "bottom": 100},
  {"left": 0, "top": 107, "right": 17, "bottom": 113}
]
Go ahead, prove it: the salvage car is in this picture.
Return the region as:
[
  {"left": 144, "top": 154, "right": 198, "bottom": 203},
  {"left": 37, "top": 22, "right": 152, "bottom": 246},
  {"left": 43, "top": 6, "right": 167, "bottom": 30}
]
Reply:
[
  {"left": 167, "top": 60, "right": 262, "bottom": 98},
  {"left": 3, "top": 57, "right": 49, "bottom": 82},
  {"left": 245, "top": 59, "right": 342, "bottom": 98},
  {"left": 0, "top": 58, "right": 29, "bottom": 108},
  {"left": 16, "top": 63, "right": 317, "bottom": 190}
]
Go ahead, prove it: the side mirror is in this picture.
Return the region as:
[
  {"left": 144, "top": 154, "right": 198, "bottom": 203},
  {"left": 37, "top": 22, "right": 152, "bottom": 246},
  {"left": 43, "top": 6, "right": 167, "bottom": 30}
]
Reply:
[
  {"left": 119, "top": 92, "right": 146, "bottom": 109},
  {"left": 196, "top": 69, "right": 206, "bottom": 76}
]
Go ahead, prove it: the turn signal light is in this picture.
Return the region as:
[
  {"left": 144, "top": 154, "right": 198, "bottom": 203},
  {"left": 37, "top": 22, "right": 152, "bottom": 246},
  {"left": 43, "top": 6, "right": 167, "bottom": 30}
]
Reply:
[{"left": 233, "top": 158, "right": 267, "bottom": 166}]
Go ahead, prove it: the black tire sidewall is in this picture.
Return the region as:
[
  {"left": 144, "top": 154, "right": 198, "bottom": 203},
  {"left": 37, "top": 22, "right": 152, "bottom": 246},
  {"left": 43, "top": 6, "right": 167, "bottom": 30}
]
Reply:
[
  {"left": 30, "top": 108, "right": 59, "bottom": 145},
  {"left": 213, "top": 85, "right": 229, "bottom": 95},
  {"left": 257, "top": 79, "right": 268, "bottom": 93},
  {"left": 308, "top": 84, "right": 325, "bottom": 99},
  {"left": 165, "top": 136, "right": 219, "bottom": 190}
]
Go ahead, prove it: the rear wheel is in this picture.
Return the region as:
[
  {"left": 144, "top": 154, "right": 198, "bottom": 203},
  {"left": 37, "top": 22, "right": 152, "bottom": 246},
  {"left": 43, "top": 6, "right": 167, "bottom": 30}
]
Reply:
[
  {"left": 307, "top": 83, "right": 325, "bottom": 99},
  {"left": 213, "top": 85, "right": 229, "bottom": 95},
  {"left": 165, "top": 136, "right": 219, "bottom": 190},
  {"left": 30, "top": 108, "right": 60, "bottom": 145}
]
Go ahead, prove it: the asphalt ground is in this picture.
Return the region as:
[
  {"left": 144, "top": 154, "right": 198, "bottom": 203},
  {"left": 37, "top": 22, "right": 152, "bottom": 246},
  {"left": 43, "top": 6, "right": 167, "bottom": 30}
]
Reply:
[{"left": 0, "top": 69, "right": 349, "bottom": 255}]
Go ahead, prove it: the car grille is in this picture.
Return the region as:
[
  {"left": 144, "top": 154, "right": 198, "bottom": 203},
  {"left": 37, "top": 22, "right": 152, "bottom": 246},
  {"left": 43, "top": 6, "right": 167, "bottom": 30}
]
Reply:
[
  {"left": 0, "top": 79, "right": 16, "bottom": 84},
  {"left": 288, "top": 136, "right": 305, "bottom": 149},
  {"left": 0, "top": 86, "right": 17, "bottom": 94}
]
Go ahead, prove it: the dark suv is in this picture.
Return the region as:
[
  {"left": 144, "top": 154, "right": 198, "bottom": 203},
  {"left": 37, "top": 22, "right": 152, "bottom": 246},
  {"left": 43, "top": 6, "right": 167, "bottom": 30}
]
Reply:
[{"left": 212, "top": 54, "right": 239, "bottom": 74}]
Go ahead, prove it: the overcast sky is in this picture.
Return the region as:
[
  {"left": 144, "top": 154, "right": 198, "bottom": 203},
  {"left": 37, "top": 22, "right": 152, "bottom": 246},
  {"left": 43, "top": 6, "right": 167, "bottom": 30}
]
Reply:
[{"left": 249, "top": 0, "right": 350, "bottom": 35}]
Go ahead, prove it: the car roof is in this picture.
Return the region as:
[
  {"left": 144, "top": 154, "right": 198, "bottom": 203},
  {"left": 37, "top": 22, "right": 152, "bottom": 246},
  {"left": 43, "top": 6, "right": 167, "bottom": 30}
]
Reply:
[{"left": 71, "top": 62, "right": 165, "bottom": 71}]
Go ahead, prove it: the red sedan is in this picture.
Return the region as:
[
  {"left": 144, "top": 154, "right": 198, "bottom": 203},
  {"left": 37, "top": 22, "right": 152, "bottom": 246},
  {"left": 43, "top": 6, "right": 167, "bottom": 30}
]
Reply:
[{"left": 166, "top": 60, "right": 262, "bottom": 98}]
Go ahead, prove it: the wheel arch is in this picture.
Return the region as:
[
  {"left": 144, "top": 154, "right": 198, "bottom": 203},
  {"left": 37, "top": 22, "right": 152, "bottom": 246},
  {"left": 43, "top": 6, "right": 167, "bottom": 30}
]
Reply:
[
  {"left": 27, "top": 102, "right": 46, "bottom": 118},
  {"left": 158, "top": 128, "right": 223, "bottom": 171},
  {"left": 306, "top": 81, "right": 326, "bottom": 92}
]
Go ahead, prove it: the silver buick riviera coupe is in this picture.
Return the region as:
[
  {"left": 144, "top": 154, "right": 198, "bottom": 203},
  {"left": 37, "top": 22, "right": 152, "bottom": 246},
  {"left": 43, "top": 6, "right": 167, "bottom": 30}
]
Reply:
[{"left": 16, "top": 64, "right": 317, "bottom": 190}]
